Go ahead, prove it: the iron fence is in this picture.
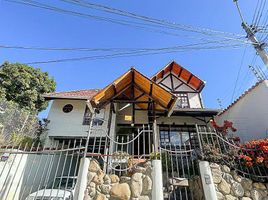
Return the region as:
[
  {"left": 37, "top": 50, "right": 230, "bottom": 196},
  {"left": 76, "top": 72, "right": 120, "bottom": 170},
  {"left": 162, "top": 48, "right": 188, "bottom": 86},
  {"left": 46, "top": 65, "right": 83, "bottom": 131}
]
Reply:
[
  {"left": 196, "top": 125, "right": 268, "bottom": 182},
  {"left": 85, "top": 124, "right": 153, "bottom": 177},
  {"left": 0, "top": 139, "right": 85, "bottom": 200}
]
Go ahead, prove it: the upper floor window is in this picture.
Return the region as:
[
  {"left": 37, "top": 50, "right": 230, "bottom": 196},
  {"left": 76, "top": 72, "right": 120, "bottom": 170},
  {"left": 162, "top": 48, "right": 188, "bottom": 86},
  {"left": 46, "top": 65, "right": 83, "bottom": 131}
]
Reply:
[
  {"left": 83, "top": 107, "right": 104, "bottom": 126},
  {"left": 176, "top": 93, "right": 189, "bottom": 108},
  {"left": 62, "top": 104, "right": 73, "bottom": 113}
]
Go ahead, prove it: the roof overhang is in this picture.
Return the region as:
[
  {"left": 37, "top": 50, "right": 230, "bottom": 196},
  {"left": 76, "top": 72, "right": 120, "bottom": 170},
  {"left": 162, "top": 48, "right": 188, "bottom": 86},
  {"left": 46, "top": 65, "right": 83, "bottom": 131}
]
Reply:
[
  {"left": 43, "top": 95, "right": 89, "bottom": 100},
  {"left": 171, "top": 108, "right": 220, "bottom": 117},
  {"left": 151, "top": 61, "right": 205, "bottom": 92},
  {"left": 91, "top": 68, "right": 177, "bottom": 112}
]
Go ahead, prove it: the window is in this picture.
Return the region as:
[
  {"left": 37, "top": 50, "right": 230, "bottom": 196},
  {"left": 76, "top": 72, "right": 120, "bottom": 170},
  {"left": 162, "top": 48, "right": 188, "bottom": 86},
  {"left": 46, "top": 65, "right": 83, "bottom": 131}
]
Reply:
[
  {"left": 83, "top": 107, "right": 104, "bottom": 126},
  {"left": 83, "top": 107, "right": 91, "bottom": 125},
  {"left": 62, "top": 104, "right": 73, "bottom": 113},
  {"left": 176, "top": 93, "right": 189, "bottom": 108},
  {"left": 160, "top": 126, "right": 196, "bottom": 148}
]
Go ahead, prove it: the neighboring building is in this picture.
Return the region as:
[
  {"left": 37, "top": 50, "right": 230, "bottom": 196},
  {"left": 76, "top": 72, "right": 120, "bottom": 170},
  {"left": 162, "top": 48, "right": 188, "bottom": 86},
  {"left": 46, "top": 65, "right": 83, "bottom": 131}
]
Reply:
[
  {"left": 216, "top": 80, "right": 268, "bottom": 143},
  {"left": 44, "top": 61, "right": 219, "bottom": 148}
]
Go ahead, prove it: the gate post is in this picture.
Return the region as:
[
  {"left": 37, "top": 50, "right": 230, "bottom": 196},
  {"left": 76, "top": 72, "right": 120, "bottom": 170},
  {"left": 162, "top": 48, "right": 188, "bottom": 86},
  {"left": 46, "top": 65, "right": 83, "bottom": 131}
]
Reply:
[
  {"left": 152, "top": 160, "right": 164, "bottom": 200},
  {"left": 199, "top": 161, "right": 217, "bottom": 200},
  {"left": 74, "top": 158, "right": 90, "bottom": 200},
  {"left": 151, "top": 119, "right": 164, "bottom": 200}
]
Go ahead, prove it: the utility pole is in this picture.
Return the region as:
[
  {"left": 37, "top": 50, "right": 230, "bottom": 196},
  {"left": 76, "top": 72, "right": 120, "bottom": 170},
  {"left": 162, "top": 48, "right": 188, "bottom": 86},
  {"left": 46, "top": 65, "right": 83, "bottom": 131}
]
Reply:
[
  {"left": 242, "top": 22, "right": 268, "bottom": 67},
  {"left": 233, "top": 0, "right": 268, "bottom": 68}
]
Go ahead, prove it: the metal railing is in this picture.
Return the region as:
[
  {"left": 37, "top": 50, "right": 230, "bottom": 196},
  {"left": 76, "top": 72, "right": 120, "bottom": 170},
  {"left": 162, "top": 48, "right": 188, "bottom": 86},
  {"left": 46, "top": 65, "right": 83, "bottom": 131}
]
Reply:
[
  {"left": 196, "top": 125, "right": 268, "bottom": 182},
  {"left": 0, "top": 139, "right": 85, "bottom": 200},
  {"left": 85, "top": 125, "right": 153, "bottom": 176}
]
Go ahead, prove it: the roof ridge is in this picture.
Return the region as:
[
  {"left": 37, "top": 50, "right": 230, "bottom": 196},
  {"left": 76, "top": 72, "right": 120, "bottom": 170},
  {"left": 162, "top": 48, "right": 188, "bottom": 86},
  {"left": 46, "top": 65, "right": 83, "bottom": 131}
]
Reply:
[
  {"left": 47, "top": 88, "right": 100, "bottom": 95},
  {"left": 218, "top": 80, "right": 266, "bottom": 116}
]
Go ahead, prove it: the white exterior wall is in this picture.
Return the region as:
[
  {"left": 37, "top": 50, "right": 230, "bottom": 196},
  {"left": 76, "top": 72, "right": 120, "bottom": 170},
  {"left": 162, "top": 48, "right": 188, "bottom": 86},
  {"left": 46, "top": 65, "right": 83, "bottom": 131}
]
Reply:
[
  {"left": 47, "top": 99, "right": 109, "bottom": 138},
  {"left": 188, "top": 93, "right": 202, "bottom": 108},
  {"left": 216, "top": 81, "right": 268, "bottom": 143}
]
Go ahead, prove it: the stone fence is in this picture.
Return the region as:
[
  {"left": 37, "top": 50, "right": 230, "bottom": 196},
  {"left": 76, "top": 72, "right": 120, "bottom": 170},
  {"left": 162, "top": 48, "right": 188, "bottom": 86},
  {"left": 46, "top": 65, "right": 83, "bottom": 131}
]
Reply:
[
  {"left": 210, "top": 163, "right": 268, "bottom": 200},
  {"left": 84, "top": 159, "right": 152, "bottom": 200}
]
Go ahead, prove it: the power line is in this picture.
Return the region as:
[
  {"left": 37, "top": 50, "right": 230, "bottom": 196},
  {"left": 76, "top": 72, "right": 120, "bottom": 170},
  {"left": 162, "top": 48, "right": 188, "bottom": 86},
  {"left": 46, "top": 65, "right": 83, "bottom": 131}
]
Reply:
[
  {"left": 0, "top": 39, "right": 248, "bottom": 52},
  {"left": 24, "top": 43, "right": 243, "bottom": 65},
  {"left": 63, "top": 0, "right": 245, "bottom": 38},
  {"left": 5, "top": 0, "right": 253, "bottom": 45}
]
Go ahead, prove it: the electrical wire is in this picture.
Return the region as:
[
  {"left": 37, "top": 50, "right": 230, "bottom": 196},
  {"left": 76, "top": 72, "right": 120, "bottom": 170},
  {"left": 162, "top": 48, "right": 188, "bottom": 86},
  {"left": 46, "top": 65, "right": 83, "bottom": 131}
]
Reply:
[
  {"left": 24, "top": 43, "right": 243, "bottom": 65},
  {"left": 5, "top": 0, "right": 253, "bottom": 45}
]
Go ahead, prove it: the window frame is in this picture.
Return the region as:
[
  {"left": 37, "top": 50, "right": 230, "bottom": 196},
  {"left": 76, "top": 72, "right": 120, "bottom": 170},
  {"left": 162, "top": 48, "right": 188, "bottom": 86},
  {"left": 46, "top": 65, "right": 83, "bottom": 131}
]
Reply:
[{"left": 176, "top": 93, "right": 190, "bottom": 108}]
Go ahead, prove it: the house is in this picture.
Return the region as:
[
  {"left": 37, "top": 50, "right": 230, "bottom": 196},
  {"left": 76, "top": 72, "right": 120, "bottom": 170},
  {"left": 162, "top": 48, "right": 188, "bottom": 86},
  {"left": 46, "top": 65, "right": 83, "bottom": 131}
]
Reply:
[
  {"left": 216, "top": 80, "right": 268, "bottom": 143},
  {"left": 43, "top": 61, "right": 219, "bottom": 152}
]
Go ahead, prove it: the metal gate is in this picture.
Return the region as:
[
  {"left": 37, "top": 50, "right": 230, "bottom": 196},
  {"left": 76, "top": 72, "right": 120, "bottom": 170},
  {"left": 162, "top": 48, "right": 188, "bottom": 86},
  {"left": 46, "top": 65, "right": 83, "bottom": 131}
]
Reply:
[
  {"left": 160, "top": 125, "right": 202, "bottom": 200},
  {"left": 0, "top": 139, "right": 85, "bottom": 200}
]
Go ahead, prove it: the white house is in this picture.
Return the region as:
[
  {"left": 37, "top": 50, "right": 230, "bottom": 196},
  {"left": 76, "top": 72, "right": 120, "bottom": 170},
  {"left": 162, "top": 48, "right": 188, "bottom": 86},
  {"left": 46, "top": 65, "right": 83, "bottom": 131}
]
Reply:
[{"left": 216, "top": 80, "right": 268, "bottom": 143}]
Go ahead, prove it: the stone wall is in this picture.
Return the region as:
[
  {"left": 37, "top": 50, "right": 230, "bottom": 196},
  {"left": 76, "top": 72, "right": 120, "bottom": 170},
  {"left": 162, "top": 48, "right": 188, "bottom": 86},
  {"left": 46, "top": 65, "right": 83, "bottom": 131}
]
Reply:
[
  {"left": 210, "top": 163, "right": 268, "bottom": 200},
  {"left": 84, "top": 159, "right": 152, "bottom": 200}
]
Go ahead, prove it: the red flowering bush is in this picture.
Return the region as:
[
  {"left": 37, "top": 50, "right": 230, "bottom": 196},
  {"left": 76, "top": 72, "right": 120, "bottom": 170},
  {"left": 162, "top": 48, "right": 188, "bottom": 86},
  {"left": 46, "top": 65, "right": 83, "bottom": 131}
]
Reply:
[{"left": 239, "top": 138, "right": 268, "bottom": 168}]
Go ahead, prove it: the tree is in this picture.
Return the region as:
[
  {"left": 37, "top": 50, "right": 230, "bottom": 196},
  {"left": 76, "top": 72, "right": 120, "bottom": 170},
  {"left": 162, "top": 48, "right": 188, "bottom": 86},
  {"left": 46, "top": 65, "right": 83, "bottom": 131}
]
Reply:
[{"left": 0, "top": 62, "right": 56, "bottom": 112}]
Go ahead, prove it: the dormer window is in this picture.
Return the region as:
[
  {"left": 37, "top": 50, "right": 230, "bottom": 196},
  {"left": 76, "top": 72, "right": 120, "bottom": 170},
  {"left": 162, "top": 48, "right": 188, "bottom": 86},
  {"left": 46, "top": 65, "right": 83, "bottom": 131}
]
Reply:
[{"left": 176, "top": 93, "right": 190, "bottom": 108}]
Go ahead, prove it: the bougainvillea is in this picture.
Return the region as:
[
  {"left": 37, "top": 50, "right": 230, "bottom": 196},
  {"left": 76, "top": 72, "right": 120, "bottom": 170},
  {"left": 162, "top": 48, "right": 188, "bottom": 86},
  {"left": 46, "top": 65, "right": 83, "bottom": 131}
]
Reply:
[{"left": 239, "top": 138, "right": 268, "bottom": 168}]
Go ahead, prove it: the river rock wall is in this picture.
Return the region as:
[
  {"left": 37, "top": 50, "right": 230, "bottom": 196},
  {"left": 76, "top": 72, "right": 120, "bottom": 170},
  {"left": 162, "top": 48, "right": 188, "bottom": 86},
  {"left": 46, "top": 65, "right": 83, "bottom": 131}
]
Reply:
[
  {"left": 210, "top": 163, "right": 268, "bottom": 200},
  {"left": 84, "top": 159, "right": 152, "bottom": 200}
]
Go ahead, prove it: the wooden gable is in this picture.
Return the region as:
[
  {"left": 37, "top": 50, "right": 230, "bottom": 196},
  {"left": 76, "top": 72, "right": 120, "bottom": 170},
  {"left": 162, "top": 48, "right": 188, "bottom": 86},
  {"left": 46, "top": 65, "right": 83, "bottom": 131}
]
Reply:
[{"left": 151, "top": 61, "right": 205, "bottom": 93}]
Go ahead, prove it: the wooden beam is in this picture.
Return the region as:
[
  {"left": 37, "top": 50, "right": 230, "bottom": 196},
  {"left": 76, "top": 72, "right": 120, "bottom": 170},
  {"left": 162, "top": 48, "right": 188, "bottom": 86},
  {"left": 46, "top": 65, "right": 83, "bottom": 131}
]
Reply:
[
  {"left": 187, "top": 74, "right": 193, "bottom": 84},
  {"left": 112, "top": 100, "right": 151, "bottom": 103},
  {"left": 167, "top": 97, "right": 179, "bottom": 117},
  {"left": 161, "top": 70, "right": 164, "bottom": 78},
  {"left": 173, "top": 74, "right": 197, "bottom": 92},
  {"left": 133, "top": 83, "right": 168, "bottom": 111},
  {"left": 149, "top": 83, "right": 153, "bottom": 96},
  {"left": 178, "top": 68, "right": 183, "bottom": 77},
  {"left": 135, "top": 93, "right": 145, "bottom": 100},
  {"left": 112, "top": 84, "right": 117, "bottom": 95},
  {"left": 160, "top": 82, "right": 172, "bottom": 91},
  {"left": 170, "top": 72, "right": 174, "bottom": 91},
  {"left": 97, "top": 84, "right": 132, "bottom": 108}
]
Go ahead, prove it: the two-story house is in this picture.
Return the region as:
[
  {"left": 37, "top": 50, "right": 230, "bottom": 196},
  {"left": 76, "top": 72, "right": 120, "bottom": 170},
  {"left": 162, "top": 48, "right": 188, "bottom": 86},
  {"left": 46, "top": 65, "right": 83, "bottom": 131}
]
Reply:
[{"left": 44, "top": 61, "right": 219, "bottom": 155}]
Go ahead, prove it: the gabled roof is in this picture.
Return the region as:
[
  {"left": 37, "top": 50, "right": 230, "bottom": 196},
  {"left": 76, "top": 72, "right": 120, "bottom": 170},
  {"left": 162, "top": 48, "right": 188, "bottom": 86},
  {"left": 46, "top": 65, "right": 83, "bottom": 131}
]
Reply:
[
  {"left": 218, "top": 80, "right": 266, "bottom": 116},
  {"left": 91, "top": 68, "right": 177, "bottom": 111},
  {"left": 151, "top": 61, "right": 205, "bottom": 92},
  {"left": 43, "top": 89, "right": 100, "bottom": 100}
]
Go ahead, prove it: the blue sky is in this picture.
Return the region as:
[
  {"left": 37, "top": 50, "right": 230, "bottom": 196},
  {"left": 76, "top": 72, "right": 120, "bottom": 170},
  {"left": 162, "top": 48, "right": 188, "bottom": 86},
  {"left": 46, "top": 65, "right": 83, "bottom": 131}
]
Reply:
[{"left": 0, "top": 0, "right": 266, "bottom": 118}]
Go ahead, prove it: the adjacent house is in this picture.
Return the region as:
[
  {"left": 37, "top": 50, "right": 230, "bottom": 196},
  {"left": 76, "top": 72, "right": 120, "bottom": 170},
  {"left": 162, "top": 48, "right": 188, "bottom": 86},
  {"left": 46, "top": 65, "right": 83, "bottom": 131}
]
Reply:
[
  {"left": 216, "top": 80, "right": 268, "bottom": 143},
  {"left": 43, "top": 61, "right": 219, "bottom": 151}
]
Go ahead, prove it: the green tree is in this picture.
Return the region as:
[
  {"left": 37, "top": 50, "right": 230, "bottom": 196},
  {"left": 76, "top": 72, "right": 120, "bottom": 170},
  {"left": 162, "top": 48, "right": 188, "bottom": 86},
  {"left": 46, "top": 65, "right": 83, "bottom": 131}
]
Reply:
[{"left": 0, "top": 62, "right": 56, "bottom": 112}]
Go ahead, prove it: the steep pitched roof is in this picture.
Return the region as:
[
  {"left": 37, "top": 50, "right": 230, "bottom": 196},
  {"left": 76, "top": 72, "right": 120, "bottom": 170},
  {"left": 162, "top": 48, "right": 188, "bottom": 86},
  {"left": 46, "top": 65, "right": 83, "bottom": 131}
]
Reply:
[
  {"left": 151, "top": 61, "right": 205, "bottom": 92},
  {"left": 43, "top": 89, "right": 100, "bottom": 100},
  {"left": 218, "top": 80, "right": 266, "bottom": 116},
  {"left": 91, "top": 67, "right": 177, "bottom": 111}
]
